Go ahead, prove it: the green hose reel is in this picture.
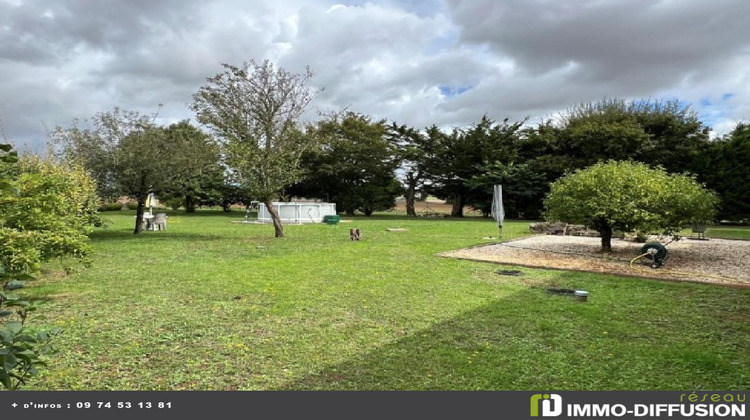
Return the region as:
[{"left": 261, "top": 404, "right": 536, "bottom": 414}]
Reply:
[{"left": 640, "top": 242, "right": 668, "bottom": 268}]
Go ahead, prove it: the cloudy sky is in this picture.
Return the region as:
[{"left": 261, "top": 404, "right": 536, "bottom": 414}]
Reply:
[{"left": 2, "top": 0, "right": 749, "bottom": 151}]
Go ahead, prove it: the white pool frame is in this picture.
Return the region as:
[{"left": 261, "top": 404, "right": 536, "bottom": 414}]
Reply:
[{"left": 257, "top": 202, "right": 337, "bottom": 224}]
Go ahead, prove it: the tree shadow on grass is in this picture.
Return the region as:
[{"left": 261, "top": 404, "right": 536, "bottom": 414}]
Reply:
[{"left": 277, "top": 274, "right": 747, "bottom": 390}]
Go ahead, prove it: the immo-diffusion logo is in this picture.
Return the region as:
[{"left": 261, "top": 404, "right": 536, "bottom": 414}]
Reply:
[
  {"left": 530, "top": 393, "right": 563, "bottom": 417},
  {"left": 529, "top": 392, "right": 746, "bottom": 418}
]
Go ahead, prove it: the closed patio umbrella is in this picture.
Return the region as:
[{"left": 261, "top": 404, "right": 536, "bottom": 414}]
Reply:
[
  {"left": 491, "top": 184, "right": 505, "bottom": 237},
  {"left": 145, "top": 192, "right": 155, "bottom": 215}
]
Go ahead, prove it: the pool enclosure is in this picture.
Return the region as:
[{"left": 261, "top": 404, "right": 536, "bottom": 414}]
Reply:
[{"left": 257, "top": 202, "right": 337, "bottom": 224}]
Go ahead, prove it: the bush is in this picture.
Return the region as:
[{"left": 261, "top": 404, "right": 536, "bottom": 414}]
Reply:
[
  {"left": 0, "top": 145, "right": 99, "bottom": 389},
  {"left": 164, "top": 197, "right": 183, "bottom": 211},
  {"left": 1, "top": 270, "right": 62, "bottom": 390},
  {"left": 125, "top": 202, "right": 139, "bottom": 210},
  {"left": 98, "top": 202, "right": 123, "bottom": 211}
]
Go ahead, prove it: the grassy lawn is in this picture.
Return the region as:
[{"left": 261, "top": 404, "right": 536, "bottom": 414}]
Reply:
[
  {"left": 21, "top": 211, "right": 750, "bottom": 390},
  {"left": 705, "top": 225, "right": 750, "bottom": 240}
]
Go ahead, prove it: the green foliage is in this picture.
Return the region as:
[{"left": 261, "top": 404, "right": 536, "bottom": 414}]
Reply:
[
  {"left": 423, "top": 116, "right": 524, "bottom": 216},
  {"left": 191, "top": 59, "right": 319, "bottom": 237},
  {"left": 694, "top": 123, "right": 750, "bottom": 220},
  {"left": 545, "top": 161, "right": 718, "bottom": 251},
  {"left": 555, "top": 99, "right": 710, "bottom": 173},
  {"left": 290, "top": 112, "right": 402, "bottom": 216},
  {"left": 163, "top": 197, "right": 183, "bottom": 211},
  {"left": 0, "top": 144, "right": 71, "bottom": 390},
  {"left": 0, "top": 155, "right": 99, "bottom": 271},
  {"left": 53, "top": 110, "right": 221, "bottom": 234},
  {"left": 0, "top": 275, "right": 63, "bottom": 390},
  {"left": 97, "top": 202, "right": 124, "bottom": 212},
  {"left": 467, "top": 162, "right": 547, "bottom": 218},
  {"left": 160, "top": 121, "right": 224, "bottom": 213}
]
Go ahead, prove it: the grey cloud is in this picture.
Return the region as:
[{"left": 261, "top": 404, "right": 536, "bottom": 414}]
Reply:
[{"left": 446, "top": 0, "right": 750, "bottom": 90}]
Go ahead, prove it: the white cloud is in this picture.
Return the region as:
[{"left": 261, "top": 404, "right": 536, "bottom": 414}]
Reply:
[{"left": 1, "top": 0, "right": 749, "bottom": 151}]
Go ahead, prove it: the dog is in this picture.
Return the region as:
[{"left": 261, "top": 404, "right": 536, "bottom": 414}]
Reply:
[{"left": 349, "top": 228, "right": 362, "bottom": 241}]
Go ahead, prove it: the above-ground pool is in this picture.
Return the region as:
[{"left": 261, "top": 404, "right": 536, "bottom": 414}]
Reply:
[{"left": 257, "top": 202, "right": 337, "bottom": 224}]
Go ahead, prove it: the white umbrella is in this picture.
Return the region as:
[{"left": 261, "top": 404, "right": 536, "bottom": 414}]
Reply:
[{"left": 491, "top": 184, "right": 505, "bottom": 235}]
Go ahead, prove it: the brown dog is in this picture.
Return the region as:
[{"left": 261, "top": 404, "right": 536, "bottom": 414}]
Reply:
[{"left": 349, "top": 228, "right": 362, "bottom": 241}]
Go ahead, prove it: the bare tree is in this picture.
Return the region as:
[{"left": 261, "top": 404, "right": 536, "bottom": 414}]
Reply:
[{"left": 191, "top": 59, "right": 320, "bottom": 237}]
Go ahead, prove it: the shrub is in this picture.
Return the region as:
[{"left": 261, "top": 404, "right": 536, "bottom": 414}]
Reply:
[
  {"left": 0, "top": 145, "right": 98, "bottom": 389},
  {"left": 164, "top": 197, "right": 183, "bottom": 211},
  {"left": 98, "top": 202, "right": 124, "bottom": 211}
]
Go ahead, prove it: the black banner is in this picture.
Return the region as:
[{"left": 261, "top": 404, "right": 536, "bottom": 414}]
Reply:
[{"left": 0, "top": 391, "right": 746, "bottom": 420}]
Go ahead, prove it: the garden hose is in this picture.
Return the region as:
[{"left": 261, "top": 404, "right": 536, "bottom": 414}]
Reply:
[{"left": 629, "top": 252, "right": 651, "bottom": 269}]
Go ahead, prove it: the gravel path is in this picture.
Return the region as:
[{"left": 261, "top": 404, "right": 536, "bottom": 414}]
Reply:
[{"left": 439, "top": 235, "right": 750, "bottom": 287}]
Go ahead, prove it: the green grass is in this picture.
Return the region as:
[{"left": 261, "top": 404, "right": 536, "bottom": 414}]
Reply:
[
  {"left": 19, "top": 211, "right": 750, "bottom": 390},
  {"left": 705, "top": 225, "right": 750, "bottom": 240}
]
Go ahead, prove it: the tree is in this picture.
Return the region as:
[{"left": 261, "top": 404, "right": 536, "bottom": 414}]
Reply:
[
  {"left": 551, "top": 99, "right": 710, "bottom": 173},
  {"left": 289, "top": 112, "right": 402, "bottom": 216},
  {"left": 423, "top": 116, "right": 523, "bottom": 217},
  {"left": 387, "top": 123, "right": 433, "bottom": 217},
  {"left": 53, "top": 110, "right": 220, "bottom": 234},
  {"left": 544, "top": 161, "right": 718, "bottom": 252},
  {"left": 467, "top": 162, "right": 547, "bottom": 219},
  {"left": 694, "top": 123, "right": 750, "bottom": 220},
  {"left": 160, "top": 121, "right": 223, "bottom": 213},
  {"left": 191, "top": 60, "right": 319, "bottom": 237}
]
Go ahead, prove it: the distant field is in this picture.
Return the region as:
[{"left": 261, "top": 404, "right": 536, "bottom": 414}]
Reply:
[{"left": 392, "top": 200, "right": 482, "bottom": 216}]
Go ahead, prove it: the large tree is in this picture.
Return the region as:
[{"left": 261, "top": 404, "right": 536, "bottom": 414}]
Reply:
[
  {"left": 52, "top": 109, "right": 218, "bottom": 233},
  {"left": 423, "top": 116, "right": 523, "bottom": 217},
  {"left": 544, "top": 161, "right": 718, "bottom": 252},
  {"left": 161, "top": 121, "right": 223, "bottom": 213},
  {"left": 694, "top": 122, "right": 750, "bottom": 220},
  {"left": 550, "top": 98, "right": 710, "bottom": 173},
  {"left": 191, "top": 60, "right": 319, "bottom": 237},
  {"left": 386, "top": 123, "right": 434, "bottom": 217},
  {"left": 289, "top": 112, "right": 402, "bottom": 216}
]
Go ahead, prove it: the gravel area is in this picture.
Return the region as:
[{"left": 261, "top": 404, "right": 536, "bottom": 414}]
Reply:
[{"left": 439, "top": 235, "right": 750, "bottom": 288}]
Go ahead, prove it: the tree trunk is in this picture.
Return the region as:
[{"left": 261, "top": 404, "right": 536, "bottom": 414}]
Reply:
[
  {"left": 133, "top": 199, "right": 146, "bottom": 234},
  {"left": 346, "top": 209, "right": 355, "bottom": 216},
  {"left": 405, "top": 180, "right": 417, "bottom": 217},
  {"left": 185, "top": 194, "right": 196, "bottom": 213},
  {"left": 364, "top": 208, "right": 373, "bottom": 216},
  {"left": 599, "top": 223, "right": 613, "bottom": 253},
  {"left": 450, "top": 193, "right": 464, "bottom": 217},
  {"left": 262, "top": 199, "right": 284, "bottom": 238},
  {"left": 222, "top": 200, "right": 232, "bottom": 212}
]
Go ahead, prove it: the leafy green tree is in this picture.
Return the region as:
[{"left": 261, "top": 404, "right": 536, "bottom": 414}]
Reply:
[
  {"left": 191, "top": 60, "right": 319, "bottom": 237},
  {"left": 694, "top": 123, "right": 750, "bottom": 220},
  {"left": 386, "top": 123, "right": 434, "bottom": 217},
  {"left": 160, "top": 121, "right": 223, "bottom": 213},
  {"left": 544, "top": 161, "right": 718, "bottom": 252},
  {"left": 467, "top": 162, "right": 547, "bottom": 219},
  {"left": 53, "top": 110, "right": 219, "bottom": 233},
  {"left": 550, "top": 99, "right": 710, "bottom": 173},
  {"left": 423, "top": 116, "right": 523, "bottom": 216},
  {"left": 290, "top": 112, "right": 402, "bottom": 216}
]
